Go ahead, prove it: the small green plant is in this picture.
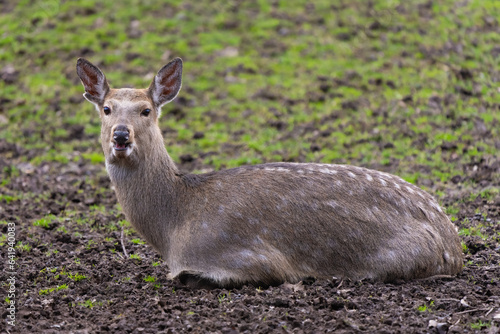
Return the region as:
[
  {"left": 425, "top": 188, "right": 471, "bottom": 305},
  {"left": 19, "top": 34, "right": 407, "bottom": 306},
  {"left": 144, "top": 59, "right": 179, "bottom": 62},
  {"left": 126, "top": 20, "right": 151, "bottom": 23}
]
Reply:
[
  {"left": 15, "top": 241, "right": 32, "bottom": 252},
  {"left": 152, "top": 261, "right": 161, "bottom": 267},
  {"left": 459, "top": 226, "right": 487, "bottom": 240},
  {"left": 144, "top": 275, "right": 156, "bottom": 283},
  {"left": 0, "top": 194, "right": 18, "bottom": 203},
  {"left": 39, "top": 288, "right": 55, "bottom": 295},
  {"left": 130, "top": 254, "right": 141, "bottom": 260},
  {"left": 218, "top": 292, "right": 231, "bottom": 303},
  {"left": 40, "top": 285, "right": 68, "bottom": 295},
  {"left": 461, "top": 242, "right": 468, "bottom": 253},
  {"left": 86, "top": 240, "right": 96, "bottom": 250},
  {"left": 131, "top": 238, "right": 145, "bottom": 245},
  {"left": 56, "top": 225, "right": 68, "bottom": 233},
  {"left": 81, "top": 299, "right": 94, "bottom": 308},
  {"left": 67, "top": 272, "right": 86, "bottom": 282},
  {"left": 417, "top": 305, "right": 427, "bottom": 312},
  {"left": 33, "top": 214, "right": 57, "bottom": 229},
  {"left": 445, "top": 206, "right": 460, "bottom": 215},
  {"left": 470, "top": 320, "right": 490, "bottom": 329},
  {"left": 45, "top": 249, "right": 59, "bottom": 257},
  {"left": 417, "top": 300, "right": 434, "bottom": 312}
]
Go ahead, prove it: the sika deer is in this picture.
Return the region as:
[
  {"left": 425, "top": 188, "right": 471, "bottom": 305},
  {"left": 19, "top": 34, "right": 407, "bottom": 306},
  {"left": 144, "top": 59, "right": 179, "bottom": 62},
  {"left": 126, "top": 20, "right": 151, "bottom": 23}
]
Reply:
[{"left": 76, "top": 58, "right": 463, "bottom": 288}]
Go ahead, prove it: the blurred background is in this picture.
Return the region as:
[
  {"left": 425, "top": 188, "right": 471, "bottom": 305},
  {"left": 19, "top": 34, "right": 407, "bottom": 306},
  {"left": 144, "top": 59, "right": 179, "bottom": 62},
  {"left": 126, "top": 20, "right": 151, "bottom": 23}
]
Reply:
[{"left": 1, "top": 0, "right": 499, "bottom": 201}]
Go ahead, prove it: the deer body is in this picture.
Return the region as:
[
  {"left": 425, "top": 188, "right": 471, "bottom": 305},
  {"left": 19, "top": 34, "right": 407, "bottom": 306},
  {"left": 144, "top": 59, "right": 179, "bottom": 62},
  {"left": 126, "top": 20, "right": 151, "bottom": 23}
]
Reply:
[{"left": 77, "top": 58, "right": 463, "bottom": 288}]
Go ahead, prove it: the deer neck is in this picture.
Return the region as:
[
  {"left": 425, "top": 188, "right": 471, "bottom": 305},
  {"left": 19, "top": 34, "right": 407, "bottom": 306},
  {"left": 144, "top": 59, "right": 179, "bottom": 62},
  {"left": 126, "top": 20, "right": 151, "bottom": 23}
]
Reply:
[{"left": 105, "top": 137, "right": 181, "bottom": 255}]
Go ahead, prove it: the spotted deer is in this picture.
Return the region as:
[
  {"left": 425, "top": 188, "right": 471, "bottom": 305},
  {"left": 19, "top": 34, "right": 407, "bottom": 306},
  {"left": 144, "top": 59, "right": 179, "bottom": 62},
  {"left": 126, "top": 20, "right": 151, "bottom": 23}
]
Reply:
[{"left": 76, "top": 57, "right": 463, "bottom": 288}]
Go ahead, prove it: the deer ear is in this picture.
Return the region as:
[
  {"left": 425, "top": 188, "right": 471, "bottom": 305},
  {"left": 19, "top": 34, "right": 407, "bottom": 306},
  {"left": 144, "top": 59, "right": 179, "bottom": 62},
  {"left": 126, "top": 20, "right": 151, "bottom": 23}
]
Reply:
[
  {"left": 149, "top": 58, "right": 182, "bottom": 114},
  {"left": 76, "top": 58, "right": 110, "bottom": 106}
]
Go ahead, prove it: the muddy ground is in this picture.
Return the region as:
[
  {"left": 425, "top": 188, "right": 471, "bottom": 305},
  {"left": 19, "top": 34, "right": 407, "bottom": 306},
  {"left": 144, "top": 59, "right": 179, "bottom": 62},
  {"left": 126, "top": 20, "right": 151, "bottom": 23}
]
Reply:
[{"left": 0, "top": 144, "right": 499, "bottom": 333}]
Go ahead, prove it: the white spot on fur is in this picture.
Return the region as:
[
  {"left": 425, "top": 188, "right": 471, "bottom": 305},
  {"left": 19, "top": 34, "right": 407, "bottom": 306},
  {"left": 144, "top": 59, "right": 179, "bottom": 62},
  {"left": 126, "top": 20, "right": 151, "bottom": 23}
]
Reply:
[
  {"left": 253, "top": 236, "right": 264, "bottom": 245},
  {"left": 348, "top": 171, "right": 356, "bottom": 178},
  {"left": 239, "top": 250, "right": 254, "bottom": 258},
  {"left": 405, "top": 186, "right": 415, "bottom": 194},
  {"left": 336, "top": 180, "right": 342, "bottom": 186},
  {"left": 297, "top": 169, "right": 304, "bottom": 174},
  {"left": 422, "top": 223, "right": 432, "bottom": 231},
  {"left": 393, "top": 182, "right": 401, "bottom": 189},
  {"left": 378, "top": 250, "right": 396, "bottom": 262},
  {"left": 248, "top": 217, "right": 259, "bottom": 225},
  {"left": 443, "top": 251, "right": 450, "bottom": 262},
  {"left": 379, "top": 178, "right": 387, "bottom": 186},
  {"left": 366, "top": 174, "right": 373, "bottom": 181},
  {"left": 318, "top": 168, "right": 338, "bottom": 175},
  {"left": 257, "top": 254, "right": 268, "bottom": 261},
  {"left": 326, "top": 200, "right": 338, "bottom": 208}
]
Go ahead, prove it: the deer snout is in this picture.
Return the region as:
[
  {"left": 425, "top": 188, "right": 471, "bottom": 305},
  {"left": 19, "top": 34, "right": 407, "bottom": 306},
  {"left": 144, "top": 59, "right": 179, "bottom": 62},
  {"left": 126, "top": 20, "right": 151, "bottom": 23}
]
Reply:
[{"left": 112, "top": 125, "right": 131, "bottom": 151}]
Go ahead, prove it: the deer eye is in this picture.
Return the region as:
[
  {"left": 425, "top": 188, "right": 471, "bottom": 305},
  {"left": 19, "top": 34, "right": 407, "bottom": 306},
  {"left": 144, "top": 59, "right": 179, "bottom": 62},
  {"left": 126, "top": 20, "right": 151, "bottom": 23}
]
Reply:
[
  {"left": 103, "top": 106, "right": 111, "bottom": 115},
  {"left": 141, "top": 108, "right": 151, "bottom": 117}
]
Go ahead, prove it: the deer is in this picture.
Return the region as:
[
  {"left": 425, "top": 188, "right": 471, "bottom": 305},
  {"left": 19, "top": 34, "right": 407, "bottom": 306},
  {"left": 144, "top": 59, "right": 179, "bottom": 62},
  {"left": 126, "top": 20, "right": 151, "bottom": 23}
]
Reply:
[{"left": 76, "top": 57, "right": 463, "bottom": 289}]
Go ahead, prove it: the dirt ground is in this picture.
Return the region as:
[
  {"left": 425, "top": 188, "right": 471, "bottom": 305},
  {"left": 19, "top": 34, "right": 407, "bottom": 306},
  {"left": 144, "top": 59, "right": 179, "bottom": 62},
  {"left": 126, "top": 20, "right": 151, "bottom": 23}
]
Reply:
[{"left": 0, "top": 149, "right": 498, "bottom": 333}]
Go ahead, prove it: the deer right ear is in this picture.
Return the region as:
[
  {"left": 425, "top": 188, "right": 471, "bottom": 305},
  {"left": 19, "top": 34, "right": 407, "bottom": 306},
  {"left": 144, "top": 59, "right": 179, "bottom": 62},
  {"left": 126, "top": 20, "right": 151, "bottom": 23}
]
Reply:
[
  {"left": 76, "top": 58, "right": 110, "bottom": 106},
  {"left": 148, "top": 58, "right": 183, "bottom": 115}
]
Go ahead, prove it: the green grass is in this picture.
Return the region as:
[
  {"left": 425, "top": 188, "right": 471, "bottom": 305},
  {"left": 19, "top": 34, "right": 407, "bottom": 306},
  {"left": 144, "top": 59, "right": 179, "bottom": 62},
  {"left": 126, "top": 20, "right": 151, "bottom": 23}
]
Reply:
[{"left": 0, "top": 0, "right": 498, "bottom": 195}]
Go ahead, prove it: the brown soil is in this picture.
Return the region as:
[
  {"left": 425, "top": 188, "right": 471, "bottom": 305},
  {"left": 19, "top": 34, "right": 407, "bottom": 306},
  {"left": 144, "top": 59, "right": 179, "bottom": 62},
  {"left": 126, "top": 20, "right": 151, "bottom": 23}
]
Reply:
[{"left": 1, "top": 153, "right": 499, "bottom": 333}]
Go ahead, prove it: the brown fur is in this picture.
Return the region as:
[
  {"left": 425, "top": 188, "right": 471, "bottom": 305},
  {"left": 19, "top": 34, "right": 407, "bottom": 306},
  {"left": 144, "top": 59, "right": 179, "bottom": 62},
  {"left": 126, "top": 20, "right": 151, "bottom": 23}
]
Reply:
[{"left": 76, "top": 58, "right": 463, "bottom": 288}]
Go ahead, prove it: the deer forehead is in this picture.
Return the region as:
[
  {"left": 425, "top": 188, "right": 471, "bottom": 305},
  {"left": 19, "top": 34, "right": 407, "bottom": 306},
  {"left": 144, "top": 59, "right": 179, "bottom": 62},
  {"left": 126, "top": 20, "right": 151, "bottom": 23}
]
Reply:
[
  {"left": 105, "top": 89, "right": 154, "bottom": 110},
  {"left": 105, "top": 99, "right": 151, "bottom": 112}
]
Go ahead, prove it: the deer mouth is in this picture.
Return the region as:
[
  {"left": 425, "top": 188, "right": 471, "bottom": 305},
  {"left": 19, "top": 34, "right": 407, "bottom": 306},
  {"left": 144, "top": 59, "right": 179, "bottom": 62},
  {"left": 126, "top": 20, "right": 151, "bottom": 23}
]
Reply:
[
  {"left": 113, "top": 142, "right": 130, "bottom": 151},
  {"left": 111, "top": 141, "right": 134, "bottom": 157}
]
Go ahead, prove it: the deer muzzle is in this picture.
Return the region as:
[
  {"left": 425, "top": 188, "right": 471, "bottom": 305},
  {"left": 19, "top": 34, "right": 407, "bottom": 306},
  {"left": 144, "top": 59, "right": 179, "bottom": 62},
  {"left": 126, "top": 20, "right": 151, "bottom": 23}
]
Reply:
[{"left": 112, "top": 125, "right": 132, "bottom": 152}]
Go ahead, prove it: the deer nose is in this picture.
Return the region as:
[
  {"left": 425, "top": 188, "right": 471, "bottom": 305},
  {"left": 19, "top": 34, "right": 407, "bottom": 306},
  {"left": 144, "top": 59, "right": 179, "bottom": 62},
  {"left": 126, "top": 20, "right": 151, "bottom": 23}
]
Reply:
[{"left": 113, "top": 125, "right": 129, "bottom": 144}]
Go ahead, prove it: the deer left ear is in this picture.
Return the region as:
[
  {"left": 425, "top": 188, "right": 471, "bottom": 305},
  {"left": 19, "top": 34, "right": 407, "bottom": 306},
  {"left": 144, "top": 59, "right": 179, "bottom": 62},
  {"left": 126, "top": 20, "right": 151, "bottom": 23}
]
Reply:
[
  {"left": 148, "top": 58, "right": 183, "bottom": 115},
  {"left": 76, "top": 58, "right": 110, "bottom": 106}
]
